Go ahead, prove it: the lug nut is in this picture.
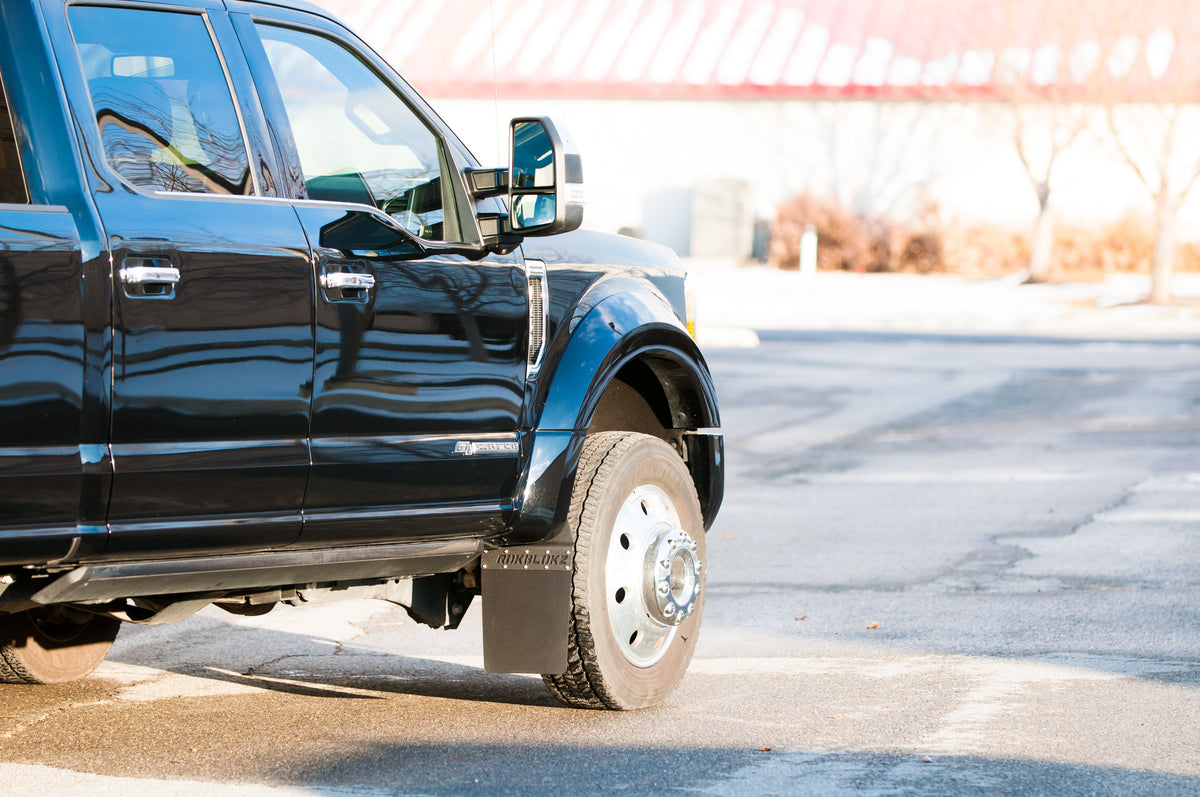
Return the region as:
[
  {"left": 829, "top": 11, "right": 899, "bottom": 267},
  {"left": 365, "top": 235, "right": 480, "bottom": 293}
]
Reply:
[
  {"left": 657, "top": 583, "right": 670, "bottom": 596},
  {"left": 663, "top": 603, "right": 675, "bottom": 616}
]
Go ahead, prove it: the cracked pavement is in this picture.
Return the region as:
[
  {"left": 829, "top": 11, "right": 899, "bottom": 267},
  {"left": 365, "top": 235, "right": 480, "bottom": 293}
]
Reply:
[{"left": 1, "top": 331, "right": 1199, "bottom": 795}]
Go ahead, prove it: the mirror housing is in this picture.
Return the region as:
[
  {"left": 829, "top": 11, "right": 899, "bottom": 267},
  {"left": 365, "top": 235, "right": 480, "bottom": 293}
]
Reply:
[
  {"left": 317, "top": 207, "right": 425, "bottom": 259},
  {"left": 305, "top": 205, "right": 493, "bottom": 262},
  {"left": 508, "top": 116, "right": 584, "bottom": 236}
]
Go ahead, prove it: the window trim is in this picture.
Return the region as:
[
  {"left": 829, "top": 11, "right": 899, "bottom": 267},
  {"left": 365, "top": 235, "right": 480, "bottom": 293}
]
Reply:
[
  {"left": 65, "top": 2, "right": 262, "bottom": 199},
  {"left": 0, "top": 204, "right": 70, "bottom": 214}
]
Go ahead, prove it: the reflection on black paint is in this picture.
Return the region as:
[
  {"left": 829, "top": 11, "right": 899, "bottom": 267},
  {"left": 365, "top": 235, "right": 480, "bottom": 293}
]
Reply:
[
  {"left": 0, "top": 210, "right": 86, "bottom": 537},
  {"left": 0, "top": 256, "right": 19, "bottom": 348},
  {"left": 100, "top": 189, "right": 314, "bottom": 556},
  {"left": 334, "top": 302, "right": 366, "bottom": 379},
  {"left": 313, "top": 259, "right": 526, "bottom": 432},
  {"left": 114, "top": 290, "right": 314, "bottom": 441},
  {"left": 0, "top": 232, "right": 85, "bottom": 445},
  {"left": 291, "top": 201, "right": 528, "bottom": 546}
]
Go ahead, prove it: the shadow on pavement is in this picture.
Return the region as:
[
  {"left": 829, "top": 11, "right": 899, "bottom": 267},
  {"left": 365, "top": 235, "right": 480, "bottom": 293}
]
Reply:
[
  {"left": 102, "top": 611, "right": 560, "bottom": 708},
  {"left": 290, "top": 745, "right": 1200, "bottom": 796}
]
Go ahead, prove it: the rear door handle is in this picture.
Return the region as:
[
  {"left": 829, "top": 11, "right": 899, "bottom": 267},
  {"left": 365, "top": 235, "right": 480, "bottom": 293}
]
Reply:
[{"left": 120, "top": 257, "right": 180, "bottom": 299}]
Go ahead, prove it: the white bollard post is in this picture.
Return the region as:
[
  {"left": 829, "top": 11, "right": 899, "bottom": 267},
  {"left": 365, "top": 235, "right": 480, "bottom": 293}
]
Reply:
[{"left": 799, "top": 224, "right": 817, "bottom": 277}]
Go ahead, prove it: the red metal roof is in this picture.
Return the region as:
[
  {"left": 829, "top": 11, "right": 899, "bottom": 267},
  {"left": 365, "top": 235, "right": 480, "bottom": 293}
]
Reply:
[{"left": 314, "top": 0, "right": 1200, "bottom": 101}]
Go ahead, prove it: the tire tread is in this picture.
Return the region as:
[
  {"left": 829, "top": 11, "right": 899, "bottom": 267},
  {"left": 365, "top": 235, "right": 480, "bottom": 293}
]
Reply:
[
  {"left": 543, "top": 431, "right": 686, "bottom": 709},
  {"left": 0, "top": 636, "right": 38, "bottom": 684},
  {"left": 0, "top": 611, "right": 120, "bottom": 685}
]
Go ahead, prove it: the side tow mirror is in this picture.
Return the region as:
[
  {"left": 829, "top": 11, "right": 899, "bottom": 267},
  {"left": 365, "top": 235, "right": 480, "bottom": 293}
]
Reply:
[{"left": 508, "top": 116, "right": 584, "bottom": 236}]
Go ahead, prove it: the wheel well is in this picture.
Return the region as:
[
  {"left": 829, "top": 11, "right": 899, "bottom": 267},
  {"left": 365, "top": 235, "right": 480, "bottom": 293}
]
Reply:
[
  {"left": 586, "top": 357, "right": 720, "bottom": 528},
  {"left": 587, "top": 360, "right": 674, "bottom": 439},
  {"left": 589, "top": 357, "right": 700, "bottom": 439}
]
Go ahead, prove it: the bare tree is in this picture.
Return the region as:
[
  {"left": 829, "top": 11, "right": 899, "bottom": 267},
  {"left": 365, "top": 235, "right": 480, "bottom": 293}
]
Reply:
[
  {"left": 989, "top": 0, "right": 1100, "bottom": 283},
  {"left": 1011, "top": 104, "right": 1096, "bottom": 281},
  {"left": 1100, "top": 0, "right": 1200, "bottom": 303},
  {"left": 810, "top": 100, "right": 973, "bottom": 223}
]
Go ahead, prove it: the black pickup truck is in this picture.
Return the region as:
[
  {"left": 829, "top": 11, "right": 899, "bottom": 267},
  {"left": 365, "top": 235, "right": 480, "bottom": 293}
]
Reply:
[{"left": 0, "top": 0, "right": 722, "bottom": 709}]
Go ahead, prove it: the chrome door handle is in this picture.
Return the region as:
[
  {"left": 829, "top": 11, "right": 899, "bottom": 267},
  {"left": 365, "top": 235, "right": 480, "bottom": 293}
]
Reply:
[
  {"left": 320, "top": 272, "right": 375, "bottom": 291},
  {"left": 120, "top": 259, "right": 180, "bottom": 299},
  {"left": 120, "top": 265, "right": 181, "bottom": 286}
]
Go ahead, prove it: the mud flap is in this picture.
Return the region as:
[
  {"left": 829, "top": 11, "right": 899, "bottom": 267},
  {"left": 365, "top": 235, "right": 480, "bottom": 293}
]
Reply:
[{"left": 481, "top": 544, "right": 573, "bottom": 674}]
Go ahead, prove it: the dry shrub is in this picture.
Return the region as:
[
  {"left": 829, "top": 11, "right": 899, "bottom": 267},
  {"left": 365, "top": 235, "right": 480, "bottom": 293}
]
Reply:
[
  {"left": 1053, "top": 215, "right": 1200, "bottom": 279},
  {"left": 896, "top": 230, "right": 945, "bottom": 273},
  {"left": 893, "top": 200, "right": 946, "bottom": 274},
  {"left": 768, "top": 195, "right": 1200, "bottom": 279},
  {"left": 768, "top": 193, "right": 945, "bottom": 274},
  {"left": 941, "top": 223, "right": 1031, "bottom": 278},
  {"left": 1054, "top": 217, "right": 1148, "bottom": 279},
  {"left": 768, "top": 193, "right": 877, "bottom": 272},
  {"left": 1182, "top": 244, "right": 1200, "bottom": 272},
  {"left": 862, "top": 218, "right": 897, "bottom": 273}
]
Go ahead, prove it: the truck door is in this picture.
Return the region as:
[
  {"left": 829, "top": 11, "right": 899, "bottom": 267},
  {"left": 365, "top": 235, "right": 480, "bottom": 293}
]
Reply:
[
  {"left": 240, "top": 17, "right": 528, "bottom": 546},
  {"left": 60, "top": 3, "right": 315, "bottom": 558},
  {"left": 0, "top": 65, "right": 100, "bottom": 565}
]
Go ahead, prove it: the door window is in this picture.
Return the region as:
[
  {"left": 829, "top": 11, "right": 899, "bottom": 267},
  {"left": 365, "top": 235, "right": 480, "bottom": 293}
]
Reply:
[
  {"left": 68, "top": 6, "right": 254, "bottom": 195},
  {"left": 0, "top": 70, "right": 27, "bottom": 204},
  {"left": 256, "top": 24, "right": 467, "bottom": 243}
]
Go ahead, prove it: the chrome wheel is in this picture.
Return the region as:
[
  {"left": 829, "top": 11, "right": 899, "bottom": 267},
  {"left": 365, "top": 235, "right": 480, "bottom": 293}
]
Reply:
[
  {"left": 605, "top": 484, "right": 702, "bottom": 668},
  {"left": 543, "top": 431, "right": 707, "bottom": 710}
]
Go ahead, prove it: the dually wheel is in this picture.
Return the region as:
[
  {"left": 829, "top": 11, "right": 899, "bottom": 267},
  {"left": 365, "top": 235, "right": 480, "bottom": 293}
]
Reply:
[{"left": 543, "top": 431, "right": 706, "bottom": 710}]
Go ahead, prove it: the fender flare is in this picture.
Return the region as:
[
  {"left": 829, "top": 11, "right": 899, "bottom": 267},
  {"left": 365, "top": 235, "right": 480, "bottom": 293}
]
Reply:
[
  {"left": 537, "top": 282, "right": 719, "bottom": 432},
  {"left": 509, "top": 287, "right": 721, "bottom": 545}
]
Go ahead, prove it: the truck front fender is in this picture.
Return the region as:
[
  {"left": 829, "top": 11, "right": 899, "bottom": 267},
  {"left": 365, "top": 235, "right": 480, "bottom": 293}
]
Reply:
[
  {"left": 537, "top": 283, "right": 719, "bottom": 433},
  {"left": 508, "top": 286, "right": 720, "bottom": 546},
  {"left": 485, "top": 287, "right": 723, "bottom": 673}
]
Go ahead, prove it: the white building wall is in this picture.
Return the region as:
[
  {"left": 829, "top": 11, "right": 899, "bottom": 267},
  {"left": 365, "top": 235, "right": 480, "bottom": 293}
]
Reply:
[{"left": 430, "top": 97, "right": 1200, "bottom": 255}]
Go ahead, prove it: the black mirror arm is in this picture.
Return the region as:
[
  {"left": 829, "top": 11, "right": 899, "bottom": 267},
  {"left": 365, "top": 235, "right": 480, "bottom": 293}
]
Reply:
[
  {"left": 466, "top": 168, "right": 509, "bottom": 199},
  {"left": 478, "top": 212, "right": 523, "bottom": 256}
]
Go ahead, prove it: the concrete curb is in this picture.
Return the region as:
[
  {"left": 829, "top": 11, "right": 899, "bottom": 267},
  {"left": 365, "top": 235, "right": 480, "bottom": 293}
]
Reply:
[{"left": 696, "top": 326, "right": 761, "bottom": 349}]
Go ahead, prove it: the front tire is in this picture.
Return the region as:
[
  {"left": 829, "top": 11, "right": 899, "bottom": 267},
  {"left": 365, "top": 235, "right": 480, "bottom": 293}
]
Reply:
[
  {"left": 0, "top": 608, "right": 121, "bottom": 684},
  {"left": 544, "top": 432, "right": 706, "bottom": 710}
]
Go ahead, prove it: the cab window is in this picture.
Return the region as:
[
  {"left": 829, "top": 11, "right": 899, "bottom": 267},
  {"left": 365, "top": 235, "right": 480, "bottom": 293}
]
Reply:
[
  {"left": 68, "top": 6, "right": 254, "bottom": 195},
  {"left": 256, "top": 24, "right": 468, "bottom": 243},
  {"left": 0, "top": 70, "right": 27, "bottom": 204}
]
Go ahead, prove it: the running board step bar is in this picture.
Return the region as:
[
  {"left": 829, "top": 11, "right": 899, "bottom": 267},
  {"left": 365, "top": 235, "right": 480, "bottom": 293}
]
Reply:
[{"left": 31, "top": 540, "right": 484, "bottom": 604}]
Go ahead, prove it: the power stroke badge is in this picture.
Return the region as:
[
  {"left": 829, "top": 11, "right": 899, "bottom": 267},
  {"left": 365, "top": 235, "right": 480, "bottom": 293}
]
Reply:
[{"left": 454, "top": 441, "right": 520, "bottom": 456}]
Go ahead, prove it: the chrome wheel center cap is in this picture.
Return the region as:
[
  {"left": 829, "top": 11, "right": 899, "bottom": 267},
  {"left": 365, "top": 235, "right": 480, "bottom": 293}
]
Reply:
[
  {"left": 644, "top": 526, "right": 702, "bottom": 626},
  {"left": 606, "top": 484, "right": 703, "bottom": 667}
]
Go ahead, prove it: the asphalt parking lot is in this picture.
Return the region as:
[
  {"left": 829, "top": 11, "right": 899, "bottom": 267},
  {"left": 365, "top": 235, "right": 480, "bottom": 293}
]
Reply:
[{"left": 2, "top": 313, "right": 1198, "bottom": 795}]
